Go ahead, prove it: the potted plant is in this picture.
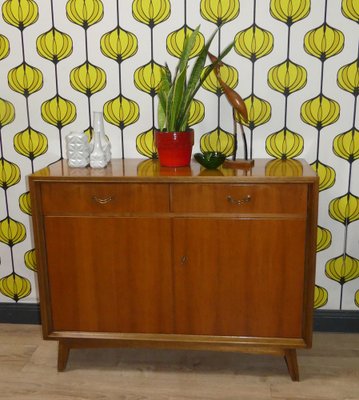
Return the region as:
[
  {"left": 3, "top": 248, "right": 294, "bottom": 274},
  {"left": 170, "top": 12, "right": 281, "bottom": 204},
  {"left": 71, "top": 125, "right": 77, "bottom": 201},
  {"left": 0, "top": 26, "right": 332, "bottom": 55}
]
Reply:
[{"left": 156, "top": 26, "right": 234, "bottom": 167}]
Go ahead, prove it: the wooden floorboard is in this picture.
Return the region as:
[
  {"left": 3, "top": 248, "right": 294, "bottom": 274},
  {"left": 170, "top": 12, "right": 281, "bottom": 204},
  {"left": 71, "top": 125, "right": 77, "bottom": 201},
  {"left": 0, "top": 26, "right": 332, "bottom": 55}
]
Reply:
[{"left": 0, "top": 324, "right": 358, "bottom": 400}]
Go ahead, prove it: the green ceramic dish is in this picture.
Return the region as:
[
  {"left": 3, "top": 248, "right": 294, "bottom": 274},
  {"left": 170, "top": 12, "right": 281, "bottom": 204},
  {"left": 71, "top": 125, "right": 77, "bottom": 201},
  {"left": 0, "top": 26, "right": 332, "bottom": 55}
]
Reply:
[{"left": 194, "top": 152, "right": 226, "bottom": 169}]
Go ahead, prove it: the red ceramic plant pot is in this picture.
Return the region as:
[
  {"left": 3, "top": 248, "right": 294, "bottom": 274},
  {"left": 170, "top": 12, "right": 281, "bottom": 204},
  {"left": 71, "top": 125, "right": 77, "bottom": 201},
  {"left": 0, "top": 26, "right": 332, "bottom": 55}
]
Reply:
[{"left": 155, "top": 130, "right": 194, "bottom": 167}]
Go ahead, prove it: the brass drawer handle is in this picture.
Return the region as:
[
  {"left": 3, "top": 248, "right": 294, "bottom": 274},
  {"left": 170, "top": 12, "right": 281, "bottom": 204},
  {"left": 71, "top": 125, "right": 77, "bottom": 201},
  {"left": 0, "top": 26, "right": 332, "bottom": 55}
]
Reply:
[
  {"left": 92, "top": 195, "right": 113, "bottom": 205},
  {"left": 227, "top": 194, "right": 251, "bottom": 206}
]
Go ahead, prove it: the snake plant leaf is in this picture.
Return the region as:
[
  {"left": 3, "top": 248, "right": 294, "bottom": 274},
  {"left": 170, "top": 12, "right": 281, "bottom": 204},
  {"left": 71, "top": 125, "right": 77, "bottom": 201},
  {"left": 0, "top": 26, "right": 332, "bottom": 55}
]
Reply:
[
  {"left": 178, "top": 107, "right": 191, "bottom": 131},
  {"left": 157, "top": 26, "right": 234, "bottom": 132},
  {"left": 168, "top": 66, "right": 187, "bottom": 131},
  {"left": 199, "top": 40, "right": 235, "bottom": 89},
  {"left": 158, "top": 96, "right": 166, "bottom": 131},
  {"left": 184, "top": 28, "right": 219, "bottom": 107},
  {"left": 158, "top": 65, "right": 171, "bottom": 130},
  {"left": 179, "top": 39, "right": 234, "bottom": 129},
  {"left": 177, "top": 28, "right": 220, "bottom": 129},
  {"left": 177, "top": 25, "right": 201, "bottom": 76}
]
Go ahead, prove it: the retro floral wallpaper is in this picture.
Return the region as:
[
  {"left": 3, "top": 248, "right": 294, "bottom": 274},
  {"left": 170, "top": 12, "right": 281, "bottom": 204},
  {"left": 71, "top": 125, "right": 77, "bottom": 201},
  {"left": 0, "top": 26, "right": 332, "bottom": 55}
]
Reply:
[{"left": 0, "top": 0, "right": 358, "bottom": 310}]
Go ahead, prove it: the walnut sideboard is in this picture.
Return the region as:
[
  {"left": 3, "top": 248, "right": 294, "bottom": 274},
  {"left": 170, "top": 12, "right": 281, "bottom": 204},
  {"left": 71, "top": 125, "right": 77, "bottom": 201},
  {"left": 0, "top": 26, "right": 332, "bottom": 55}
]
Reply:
[{"left": 29, "top": 158, "right": 318, "bottom": 380}]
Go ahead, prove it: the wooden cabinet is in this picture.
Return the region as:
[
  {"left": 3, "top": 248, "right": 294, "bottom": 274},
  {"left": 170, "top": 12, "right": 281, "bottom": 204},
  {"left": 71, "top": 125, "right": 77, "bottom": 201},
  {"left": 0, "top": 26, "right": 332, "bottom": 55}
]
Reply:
[{"left": 29, "top": 158, "right": 318, "bottom": 380}]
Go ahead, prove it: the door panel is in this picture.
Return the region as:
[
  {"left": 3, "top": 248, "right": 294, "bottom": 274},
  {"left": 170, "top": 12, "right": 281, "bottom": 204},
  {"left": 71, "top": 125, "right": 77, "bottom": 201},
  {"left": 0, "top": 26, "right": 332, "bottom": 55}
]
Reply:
[
  {"left": 44, "top": 216, "right": 173, "bottom": 334},
  {"left": 173, "top": 218, "right": 306, "bottom": 338}
]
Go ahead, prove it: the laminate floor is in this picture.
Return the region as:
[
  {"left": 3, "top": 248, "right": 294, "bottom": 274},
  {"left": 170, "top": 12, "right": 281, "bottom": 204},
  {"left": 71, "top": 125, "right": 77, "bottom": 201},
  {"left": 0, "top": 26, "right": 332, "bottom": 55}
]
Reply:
[{"left": 0, "top": 324, "right": 358, "bottom": 400}]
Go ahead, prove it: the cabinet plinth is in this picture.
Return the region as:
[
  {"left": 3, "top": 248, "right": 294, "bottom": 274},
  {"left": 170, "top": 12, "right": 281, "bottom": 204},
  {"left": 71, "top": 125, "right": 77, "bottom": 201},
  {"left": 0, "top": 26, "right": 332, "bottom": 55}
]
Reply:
[{"left": 29, "top": 158, "right": 318, "bottom": 381}]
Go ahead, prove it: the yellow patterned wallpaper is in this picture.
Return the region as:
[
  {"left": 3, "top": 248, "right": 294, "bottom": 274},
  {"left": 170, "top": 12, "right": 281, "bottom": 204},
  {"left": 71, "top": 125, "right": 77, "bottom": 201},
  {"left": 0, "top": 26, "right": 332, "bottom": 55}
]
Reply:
[{"left": 0, "top": 0, "right": 358, "bottom": 310}]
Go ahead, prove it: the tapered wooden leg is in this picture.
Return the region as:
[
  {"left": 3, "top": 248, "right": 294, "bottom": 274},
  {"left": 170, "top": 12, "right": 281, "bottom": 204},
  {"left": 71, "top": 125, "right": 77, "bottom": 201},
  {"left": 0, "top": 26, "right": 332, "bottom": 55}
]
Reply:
[
  {"left": 284, "top": 349, "right": 299, "bottom": 381},
  {"left": 57, "top": 341, "right": 70, "bottom": 372}
]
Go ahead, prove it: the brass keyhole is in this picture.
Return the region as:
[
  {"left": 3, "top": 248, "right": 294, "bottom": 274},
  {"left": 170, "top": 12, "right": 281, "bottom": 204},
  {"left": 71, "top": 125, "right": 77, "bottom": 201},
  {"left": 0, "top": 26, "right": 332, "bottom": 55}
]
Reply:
[{"left": 181, "top": 255, "right": 188, "bottom": 264}]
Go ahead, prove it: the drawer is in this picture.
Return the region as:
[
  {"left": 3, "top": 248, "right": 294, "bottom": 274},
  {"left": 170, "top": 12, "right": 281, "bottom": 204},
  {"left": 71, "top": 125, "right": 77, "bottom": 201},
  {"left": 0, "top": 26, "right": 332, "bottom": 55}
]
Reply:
[
  {"left": 171, "top": 183, "right": 307, "bottom": 214},
  {"left": 41, "top": 183, "right": 169, "bottom": 214}
]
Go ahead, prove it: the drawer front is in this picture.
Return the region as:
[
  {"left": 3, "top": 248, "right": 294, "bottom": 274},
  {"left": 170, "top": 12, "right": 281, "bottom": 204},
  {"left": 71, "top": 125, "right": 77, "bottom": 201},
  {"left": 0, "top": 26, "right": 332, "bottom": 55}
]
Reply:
[
  {"left": 171, "top": 183, "right": 307, "bottom": 214},
  {"left": 41, "top": 183, "right": 169, "bottom": 214}
]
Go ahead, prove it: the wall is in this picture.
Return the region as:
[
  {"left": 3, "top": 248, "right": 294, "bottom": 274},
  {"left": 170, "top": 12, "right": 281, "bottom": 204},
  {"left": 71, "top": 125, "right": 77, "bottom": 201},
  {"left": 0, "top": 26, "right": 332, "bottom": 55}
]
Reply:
[{"left": 0, "top": 0, "right": 358, "bottom": 310}]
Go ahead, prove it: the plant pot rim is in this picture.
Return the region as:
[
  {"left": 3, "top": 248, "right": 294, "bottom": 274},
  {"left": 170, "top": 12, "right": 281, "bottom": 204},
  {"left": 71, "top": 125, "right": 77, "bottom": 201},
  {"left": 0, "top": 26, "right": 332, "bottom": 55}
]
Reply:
[{"left": 156, "top": 129, "right": 194, "bottom": 134}]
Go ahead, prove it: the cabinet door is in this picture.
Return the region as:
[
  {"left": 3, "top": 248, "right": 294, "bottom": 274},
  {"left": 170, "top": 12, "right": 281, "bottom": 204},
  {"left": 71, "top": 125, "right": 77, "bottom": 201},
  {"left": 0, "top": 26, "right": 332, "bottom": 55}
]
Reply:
[
  {"left": 173, "top": 217, "right": 307, "bottom": 338},
  {"left": 44, "top": 216, "right": 173, "bottom": 334}
]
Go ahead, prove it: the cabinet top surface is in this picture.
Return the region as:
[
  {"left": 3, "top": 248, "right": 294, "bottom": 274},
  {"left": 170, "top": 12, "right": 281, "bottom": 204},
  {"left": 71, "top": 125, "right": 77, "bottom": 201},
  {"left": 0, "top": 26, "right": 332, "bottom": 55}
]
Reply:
[{"left": 29, "top": 158, "right": 317, "bottom": 183}]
